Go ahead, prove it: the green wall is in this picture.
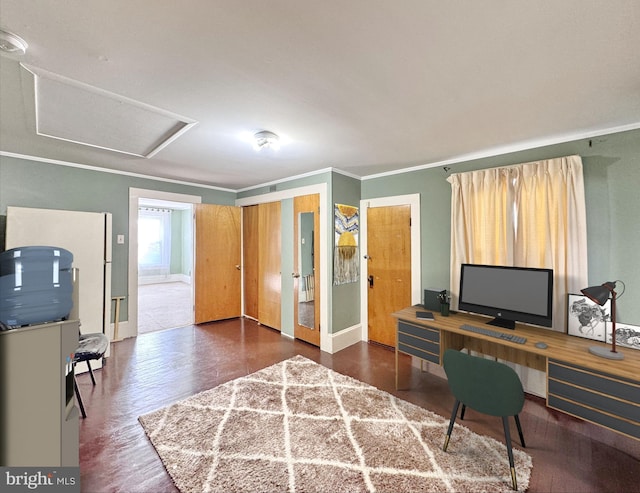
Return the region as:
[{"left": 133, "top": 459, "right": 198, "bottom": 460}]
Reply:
[
  {"left": 167, "top": 208, "right": 194, "bottom": 277},
  {"left": 0, "top": 155, "right": 235, "bottom": 321},
  {"left": 180, "top": 208, "right": 193, "bottom": 277},
  {"left": 169, "top": 209, "right": 184, "bottom": 275},
  {"left": 3, "top": 126, "right": 637, "bottom": 333},
  {"left": 331, "top": 172, "right": 362, "bottom": 331},
  {"left": 362, "top": 128, "right": 640, "bottom": 325},
  {"left": 280, "top": 198, "right": 294, "bottom": 337}
]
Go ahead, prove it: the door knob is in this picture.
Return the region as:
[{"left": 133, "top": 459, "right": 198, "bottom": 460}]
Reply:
[
  {"left": 292, "top": 273, "right": 301, "bottom": 278},
  {"left": 235, "top": 265, "right": 241, "bottom": 270},
  {"left": 368, "top": 275, "right": 374, "bottom": 288}
]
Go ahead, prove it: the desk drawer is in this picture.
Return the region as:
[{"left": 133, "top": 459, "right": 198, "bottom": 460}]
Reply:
[
  {"left": 548, "top": 379, "right": 640, "bottom": 422},
  {"left": 397, "top": 341, "right": 439, "bottom": 364},
  {"left": 548, "top": 360, "right": 640, "bottom": 404},
  {"left": 397, "top": 320, "right": 440, "bottom": 364},
  {"left": 548, "top": 395, "right": 640, "bottom": 440},
  {"left": 398, "top": 320, "right": 440, "bottom": 343},
  {"left": 548, "top": 359, "right": 640, "bottom": 440}
]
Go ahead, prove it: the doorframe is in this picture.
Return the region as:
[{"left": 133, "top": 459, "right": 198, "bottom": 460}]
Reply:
[
  {"left": 127, "top": 188, "right": 201, "bottom": 338},
  {"left": 235, "top": 183, "right": 329, "bottom": 353},
  {"left": 359, "top": 193, "right": 421, "bottom": 342}
]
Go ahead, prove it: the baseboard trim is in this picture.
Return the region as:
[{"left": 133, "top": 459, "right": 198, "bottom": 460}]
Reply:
[
  {"left": 329, "top": 323, "right": 362, "bottom": 353},
  {"left": 138, "top": 274, "right": 191, "bottom": 286},
  {"left": 111, "top": 319, "right": 364, "bottom": 356}
]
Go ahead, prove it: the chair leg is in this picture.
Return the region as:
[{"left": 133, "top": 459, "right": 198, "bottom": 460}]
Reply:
[
  {"left": 74, "top": 375, "right": 87, "bottom": 419},
  {"left": 514, "top": 414, "right": 526, "bottom": 447},
  {"left": 501, "top": 416, "right": 517, "bottom": 491},
  {"left": 443, "top": 400, "right": 461, "bottom": 452},
  {"left": 86, "top": 360, "right": 96, "bottom": 385},
  {"left": 460, "top": 403, "right": 466, "bottom": 420}
]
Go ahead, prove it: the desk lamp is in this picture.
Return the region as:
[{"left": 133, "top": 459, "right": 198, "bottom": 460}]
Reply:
[{"left": 581, "top": 280, "right": 625, "bottom": 360}]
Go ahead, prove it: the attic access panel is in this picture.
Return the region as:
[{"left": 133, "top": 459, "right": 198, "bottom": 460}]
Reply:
[{"left": 24, "top": 64, "right": 197, "bottom": 158}]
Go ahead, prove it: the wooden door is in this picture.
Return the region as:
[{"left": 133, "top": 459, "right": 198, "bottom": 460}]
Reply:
[
  {"left": 258, "top": 201, "right": 281, "bottom": 330},
  {"left": 194, "top": 204, "right": 241, "bottom": 323},
  {"left": 367, "top": 205, "right": 411, "bottom": 347},
  {"left": 242, "top": 205, "right": 259, "bottom": 320},
  {"left": 293, "top": 194, "right": 320, "bottom": 346}
]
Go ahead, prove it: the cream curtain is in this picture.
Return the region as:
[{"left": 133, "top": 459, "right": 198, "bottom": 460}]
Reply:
[
  {"left": 447, "top": 155, "right": 588, "bottom": 332},
  {"left": 448, "top": 167, "right": 516, "bottom": 310},
  {"left": 513, "top": 155, "right": 588, "bottom": 331}
]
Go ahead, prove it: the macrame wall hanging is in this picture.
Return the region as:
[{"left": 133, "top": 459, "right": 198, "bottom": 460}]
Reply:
[{"left": 334, "top": 203, "right": 359, "bottom": 285}]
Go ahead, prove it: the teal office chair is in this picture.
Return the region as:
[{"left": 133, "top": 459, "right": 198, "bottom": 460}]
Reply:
[{"left": 442, "top": 349, "right": 526, "bottom": 491}]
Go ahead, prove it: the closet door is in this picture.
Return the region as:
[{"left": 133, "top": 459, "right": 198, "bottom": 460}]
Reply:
[
  {"left": 194, "top": 204, "right": 241, "bottom": 323},
  {"left": 293, "top": 194, "right": 320, "bottom": 346},
  {"left": 242, "top": 205, "right": 259, "bottom": 320},
  {"left": 258, "top": 201, "right": 281, "bottom": 330}
]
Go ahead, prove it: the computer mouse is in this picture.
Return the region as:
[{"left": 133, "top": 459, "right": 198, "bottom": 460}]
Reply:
[{"left": 535, "top": 342, "right": 548, "bottom": 349}]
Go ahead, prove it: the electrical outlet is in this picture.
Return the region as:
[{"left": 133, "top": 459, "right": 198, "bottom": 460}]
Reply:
[{"left": 117, "top": 234, "right": 125, "bottom": 244}]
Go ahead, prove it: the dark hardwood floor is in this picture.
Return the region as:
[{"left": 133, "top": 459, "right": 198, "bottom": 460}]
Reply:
[{"left": 78, "top": 318, "right": 640, "bottom": 493}]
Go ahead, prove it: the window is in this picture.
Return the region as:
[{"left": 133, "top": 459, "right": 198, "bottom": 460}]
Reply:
[
  {"left": 138, "top": 208, "right": 172, "bottom": 278},
  {"left": 447, "top": 155, "right": 588, "bottom": 331}
]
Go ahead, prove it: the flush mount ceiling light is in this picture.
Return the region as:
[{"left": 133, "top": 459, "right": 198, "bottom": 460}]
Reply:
[
  {"left": 0, "top": 29, "right": 28, "bottom": 55},
  {"left": 253, "top": 130, "right": 280, "bottom": 151}
]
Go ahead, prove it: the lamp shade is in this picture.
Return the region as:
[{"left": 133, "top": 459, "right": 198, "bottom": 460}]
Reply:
[
  {"left": 580, "top": 282, "right": 616, "bottom": 306},
  {"left": 580, "top": 280, "right": 624, "bottom": 360}
]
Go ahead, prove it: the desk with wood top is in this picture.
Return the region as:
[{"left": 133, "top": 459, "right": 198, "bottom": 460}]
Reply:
[{"left": 392, "top": 306, "right": 640, "bottom": 441}]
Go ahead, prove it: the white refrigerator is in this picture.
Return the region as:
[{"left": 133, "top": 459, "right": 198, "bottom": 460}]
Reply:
[{"left": 5, "top": 206, "right": 113, "bottom": 371}]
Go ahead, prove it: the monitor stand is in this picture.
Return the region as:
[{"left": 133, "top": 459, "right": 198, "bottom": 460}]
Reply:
[{"left": 487, "top": 317, "right": 515, "bottom": 330}]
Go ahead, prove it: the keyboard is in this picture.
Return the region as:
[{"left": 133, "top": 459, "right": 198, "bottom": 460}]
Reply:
[{"left": 459, "top": 324, "right": 527, "bottom": 344}]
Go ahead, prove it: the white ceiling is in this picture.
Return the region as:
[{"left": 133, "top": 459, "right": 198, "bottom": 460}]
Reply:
[{"left": 1, "top": 0, "right": 639, "bottom": 191}]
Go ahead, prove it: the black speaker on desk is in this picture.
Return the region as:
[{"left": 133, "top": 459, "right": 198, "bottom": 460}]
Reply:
[{"left": 424, "top": 288, "right": 446, "bottom": 311}]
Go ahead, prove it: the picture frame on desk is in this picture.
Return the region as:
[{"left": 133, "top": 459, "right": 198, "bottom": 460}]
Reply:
[
  {"left": 609, "top": 322, "right": 640, "bottom": 351},
  {"left": 566, "top": 293, "right": 610, "bottom": 342}
]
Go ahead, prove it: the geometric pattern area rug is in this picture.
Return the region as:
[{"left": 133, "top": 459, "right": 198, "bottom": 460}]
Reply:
[{"left": 139, "top": 355, "right": 532, "bottom": 492}]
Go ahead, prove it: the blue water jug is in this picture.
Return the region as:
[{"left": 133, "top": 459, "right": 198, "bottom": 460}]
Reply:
[{"left": 0, "top": 246, "right": 74, "bottom": 328}]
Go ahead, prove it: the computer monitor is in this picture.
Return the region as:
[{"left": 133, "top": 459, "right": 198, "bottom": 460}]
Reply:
[{"left": 458, "top": 263, "right": 553, "bottom": 329}]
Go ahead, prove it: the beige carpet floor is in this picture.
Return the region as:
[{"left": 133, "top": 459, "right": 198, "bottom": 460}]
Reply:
[
  {"left": 138, "top": 281, "right": 192, "bottom": 334},
  {"left": 139, "top": 356, "right": 532, "bottom": 493}
]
